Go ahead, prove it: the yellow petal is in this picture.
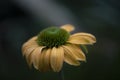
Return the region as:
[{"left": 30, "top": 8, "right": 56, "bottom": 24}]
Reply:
[
  {"left": 67, "top": 44, "right": 86, "bottom": 61},
  {"left": 22, "top": 36, "right": 38, "bottom": 56},
  {"left": 22, "top": 36, "right": 37, "bottom": 47},
  {"left": 22, "top": 36, "right": 39, "bottom": 67},
  {"left": 62, "top": 45, "right": 80, "bottom": 66},
  {"left": 61, "top": 24, "right": 75, "bottom": 32},
  {"left": 22, "top": 44, "right": 38, "bottom": 56},
  {"left": 50, "top": 47, "right": 64, "bottom": 72},
  {"left": 22, "top": 45, "right": 38, "bottom": 67},
  {"left": 38, "top": 49, "right": 46, "bottom": 71},
  {"left": 38, "top": 48, "right": 51, "bottom": 72},
  {"left": 31, "top": 46, "right": 45, "bottom": 70},
  {"left": 67, "top": 33, "right": 96, "bottom": 45},
  {"left": 22, "top": 41, "right": 37, "bottom": 51},
  {"left": 42, "top": 48, "right": 51, "bottom": 71},
  {"left": 27, "top": 36, "right": 37, "bottom": 43}
]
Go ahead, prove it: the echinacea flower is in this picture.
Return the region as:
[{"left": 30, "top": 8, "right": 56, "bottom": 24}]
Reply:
[{"left": 22, "top": 24, "right": 96, "bottom": 72}]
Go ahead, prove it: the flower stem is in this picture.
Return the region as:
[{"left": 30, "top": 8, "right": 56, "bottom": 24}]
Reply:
[{"left": 58, "top": 69, "right": 65, "bottom": 80}]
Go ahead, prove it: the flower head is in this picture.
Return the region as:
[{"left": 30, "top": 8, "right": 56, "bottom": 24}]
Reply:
[{"left": 22, "top": 24, "right": 96, "bottom": 72}]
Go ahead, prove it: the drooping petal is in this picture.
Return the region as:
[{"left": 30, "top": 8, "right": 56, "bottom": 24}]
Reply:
[
  {"left": 22, "top": 36, "right": 41, "bottom": 67},
  {"left": 22, "top": 36, "right": 37, "bottom": 47},
  {"left": 22, "top": 42, "right": 37, "bottom": 51},
  {"left": 28, "top": 36, "right": 37, "bottom": 41},
  {"left": 22, "top": 36, "right": 38, "bottom": 56},
  {"left": 42, "top": 48, "right": 52, "bottom": 71},
  {"left": 62, "top": 45, "right": 80, "bottom": 66},
  {"left": 50, "top": 47, "right": 64, "bottom": 72},
  {"left": 67, "top": 33, "right": 96, "bottom": 45},
  {"left": 38, "top": 49, "right": 46, "bottom": 71},
  {"left": 39, "top": 48, "right": 52, "bottom": 72},
  {"left": 22, "top": 44, "right": 38, "bottom": 56},
  {"left": 66, "top": 44, "right": 86, "bottom": 61},
  {"left": 22, "top": 45, "right": 38, "bottom": 67},
  {"left": 31, "top": 46, "right": 45, "bottom": 70},
  {"left": 61, "top": 24, "right": 75, "bottom": 32}
]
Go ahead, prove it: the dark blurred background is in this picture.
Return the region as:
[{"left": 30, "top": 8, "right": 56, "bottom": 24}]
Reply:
[{"left": 0, "top": 0, "right": 120, "bottom": 80}]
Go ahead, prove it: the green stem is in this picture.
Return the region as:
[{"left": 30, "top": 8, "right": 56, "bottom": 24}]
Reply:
[{"left": 58, "top": 69, "right": 65, "bottom": 80}]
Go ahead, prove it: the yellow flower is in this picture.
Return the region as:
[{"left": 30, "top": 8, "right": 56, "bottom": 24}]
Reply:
[{"left": 22, "top": 24, "right": 96, "bottom": 72}]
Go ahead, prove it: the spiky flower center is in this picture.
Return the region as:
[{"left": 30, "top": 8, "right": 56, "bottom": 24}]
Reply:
[{"left": 37, "top": 27, "right": 70, "bottom": 48}]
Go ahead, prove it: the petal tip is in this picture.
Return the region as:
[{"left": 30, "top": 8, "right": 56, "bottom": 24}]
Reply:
[{"left": 61, "top": 24, "right": 75, "bottom": 32}]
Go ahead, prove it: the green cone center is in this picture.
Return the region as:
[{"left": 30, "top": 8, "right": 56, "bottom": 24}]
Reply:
[{"left": 37, "top": 27, "right": 70, "bottom": 48}]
